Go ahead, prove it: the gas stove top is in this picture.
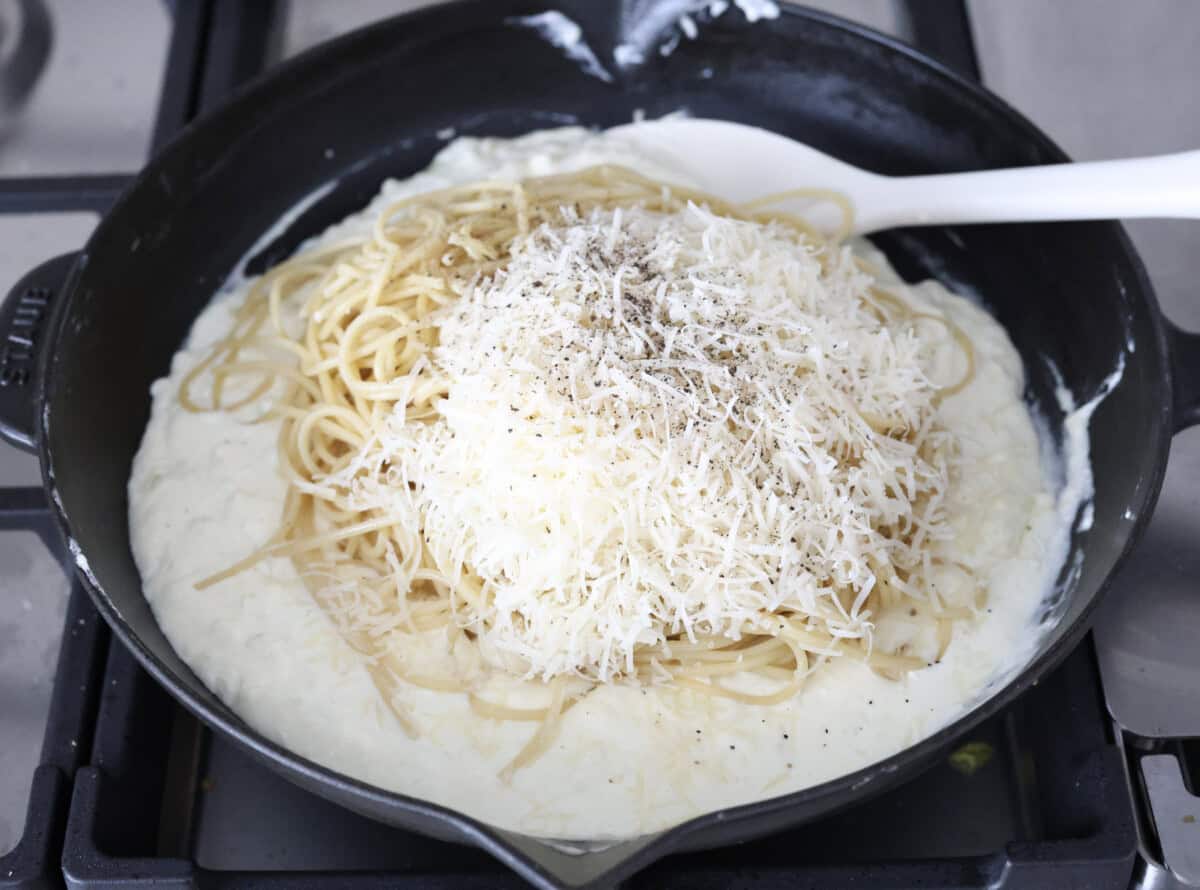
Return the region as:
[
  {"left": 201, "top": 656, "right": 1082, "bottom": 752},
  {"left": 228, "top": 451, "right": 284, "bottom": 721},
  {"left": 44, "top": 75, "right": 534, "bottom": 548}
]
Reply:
[{"left": 0, "top": 2, "right": 1197, "bottom": 888}]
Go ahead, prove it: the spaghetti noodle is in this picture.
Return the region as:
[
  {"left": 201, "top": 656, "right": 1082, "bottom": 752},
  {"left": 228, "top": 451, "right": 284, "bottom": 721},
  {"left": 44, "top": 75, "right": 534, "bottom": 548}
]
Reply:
[{"left": 179, "top": 164, "right": 977, "bottom": 777}]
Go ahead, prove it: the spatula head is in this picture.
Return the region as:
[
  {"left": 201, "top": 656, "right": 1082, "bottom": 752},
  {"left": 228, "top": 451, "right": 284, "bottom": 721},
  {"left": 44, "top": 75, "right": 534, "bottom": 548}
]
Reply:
[{"left": 611, "top": 117, "right": 878, "bottom": 236}]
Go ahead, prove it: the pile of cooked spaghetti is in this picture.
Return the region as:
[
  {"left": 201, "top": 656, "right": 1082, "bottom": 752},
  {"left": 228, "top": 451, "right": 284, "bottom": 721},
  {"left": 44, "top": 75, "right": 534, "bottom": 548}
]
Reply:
[{"left": 180, "top": 165, "right": 977, "bottom": 778}]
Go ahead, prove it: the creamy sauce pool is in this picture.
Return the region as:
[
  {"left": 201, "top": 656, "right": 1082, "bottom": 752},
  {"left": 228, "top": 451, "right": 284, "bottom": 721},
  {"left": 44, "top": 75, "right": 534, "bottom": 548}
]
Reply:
[{"left": 128, "top": 127, "right": 1081, "bottom": 840}]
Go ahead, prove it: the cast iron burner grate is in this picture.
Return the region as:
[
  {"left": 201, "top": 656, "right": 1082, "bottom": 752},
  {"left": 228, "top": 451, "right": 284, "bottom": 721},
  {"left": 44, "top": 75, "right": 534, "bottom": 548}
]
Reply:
[
  {"left": 0, "top": 2, "right": 1144, "bottom": 888},
  {"left": 0, "top": 492, "right": 106, "bottom": 890},
  {"left": 59, "top": 634, "right": 1136, "bottom": 890}
]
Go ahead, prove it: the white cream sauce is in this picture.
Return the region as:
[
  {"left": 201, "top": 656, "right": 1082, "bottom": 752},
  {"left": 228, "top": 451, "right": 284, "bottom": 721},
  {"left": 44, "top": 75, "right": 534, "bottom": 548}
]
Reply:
[
  {"left": 611, "top": 0, "right": 782, "bottom": 68},
  {"left": 128, "top": 127, "right": 1091, "bottom": 840},
  {"left": 506, "top": 12, "right": 614, "bottom": 84}
]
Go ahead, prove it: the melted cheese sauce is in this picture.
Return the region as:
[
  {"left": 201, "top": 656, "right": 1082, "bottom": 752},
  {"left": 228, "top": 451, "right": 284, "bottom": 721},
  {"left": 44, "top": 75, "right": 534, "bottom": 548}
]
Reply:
[{"left": 129, "top": 127, "right": 1079, "bottom": 840}]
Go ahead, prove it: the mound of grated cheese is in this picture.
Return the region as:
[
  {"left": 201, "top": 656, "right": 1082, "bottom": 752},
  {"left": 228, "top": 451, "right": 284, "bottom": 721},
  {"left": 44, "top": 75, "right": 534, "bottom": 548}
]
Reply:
[{"left": 364, "top": 204, "right": 956, "bottom": 681}]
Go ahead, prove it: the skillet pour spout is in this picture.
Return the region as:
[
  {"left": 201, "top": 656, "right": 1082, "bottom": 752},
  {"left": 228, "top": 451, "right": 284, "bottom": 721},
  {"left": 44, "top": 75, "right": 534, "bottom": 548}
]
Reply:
[{"left": 0, "top": 2, "right": 1198, "bottom": 887}]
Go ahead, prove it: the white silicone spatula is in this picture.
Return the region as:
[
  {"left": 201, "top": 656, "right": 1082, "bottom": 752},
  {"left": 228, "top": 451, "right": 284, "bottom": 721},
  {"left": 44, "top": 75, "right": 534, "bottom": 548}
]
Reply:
[{"left": 611, "top": 118, "right": 1200, "bottom": 237}]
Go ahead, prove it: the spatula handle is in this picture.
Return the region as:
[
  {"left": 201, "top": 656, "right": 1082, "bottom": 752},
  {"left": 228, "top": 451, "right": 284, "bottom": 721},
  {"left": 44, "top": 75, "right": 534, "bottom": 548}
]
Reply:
[{"left": 862, "top": 150, "right": 1200, "bottom": 233}]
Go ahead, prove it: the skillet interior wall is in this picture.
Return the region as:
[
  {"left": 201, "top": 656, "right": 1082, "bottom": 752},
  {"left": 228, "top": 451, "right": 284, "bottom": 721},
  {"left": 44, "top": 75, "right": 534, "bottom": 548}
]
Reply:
[{"left": 44, "top": 0, "right": 1163, "bottom": 748}]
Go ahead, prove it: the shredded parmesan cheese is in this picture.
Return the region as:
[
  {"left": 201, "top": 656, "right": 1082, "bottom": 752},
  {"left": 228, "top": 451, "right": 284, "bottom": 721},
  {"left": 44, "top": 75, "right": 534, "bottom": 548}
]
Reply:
[{"left": 332, "top": 205, "right": 955, "bottom": 681}]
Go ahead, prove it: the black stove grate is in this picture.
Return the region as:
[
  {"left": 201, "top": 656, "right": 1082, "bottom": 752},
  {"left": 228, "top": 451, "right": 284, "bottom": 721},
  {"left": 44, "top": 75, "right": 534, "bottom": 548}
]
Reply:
[
  {"left": 0, "top": 491, "right": 107, "bottom": 890},
  {"left": 0, "top": 2, "right": 272, "bottom": 884},
  {"left": 58, "top": 635, "right": 1135, "bottom": 890},
  {"left": 0, "top": 3, "right": 1140, "bottom": 888}
]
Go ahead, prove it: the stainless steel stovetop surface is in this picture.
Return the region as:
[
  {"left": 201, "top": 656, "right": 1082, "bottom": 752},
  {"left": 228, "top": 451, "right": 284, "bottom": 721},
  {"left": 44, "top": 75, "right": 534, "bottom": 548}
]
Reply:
[
  {"left": 0, "top": 0, "right": 168, "bottom": 855},
  {"left": 0, "top": 0, "right": 1196, "bottom": 881}
]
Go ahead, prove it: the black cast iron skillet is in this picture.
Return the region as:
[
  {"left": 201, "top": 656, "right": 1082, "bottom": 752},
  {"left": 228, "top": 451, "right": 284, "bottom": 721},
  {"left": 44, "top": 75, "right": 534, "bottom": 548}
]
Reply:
[{"left": 0, "top": 3, "right": 1197, "bottom": 887}]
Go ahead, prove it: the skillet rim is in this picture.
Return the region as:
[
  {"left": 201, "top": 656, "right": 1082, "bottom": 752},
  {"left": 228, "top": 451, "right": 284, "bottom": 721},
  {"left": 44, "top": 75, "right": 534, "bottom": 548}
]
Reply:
[{"left": 31, "top": 0, "right": 1176, "bottom": 879}]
